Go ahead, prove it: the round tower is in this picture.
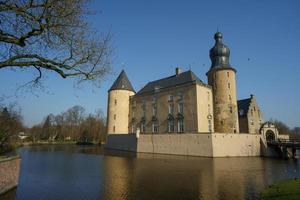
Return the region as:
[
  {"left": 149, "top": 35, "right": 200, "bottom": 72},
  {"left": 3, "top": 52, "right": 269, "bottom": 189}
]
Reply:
[
  {"left": 206, "top": 32, "right": 239, "bottom": 133},
  {"left": 107, "top": 70, "right": 135, "bottom": 134}
]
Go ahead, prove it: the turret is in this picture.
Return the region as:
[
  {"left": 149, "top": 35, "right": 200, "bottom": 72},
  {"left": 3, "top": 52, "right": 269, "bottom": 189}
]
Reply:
[
  {"left": 206, "top": 32, "right": 239, "bottom": 133},
  {"left": 107, "top": 70, "right": 135, "bottom": 134}
]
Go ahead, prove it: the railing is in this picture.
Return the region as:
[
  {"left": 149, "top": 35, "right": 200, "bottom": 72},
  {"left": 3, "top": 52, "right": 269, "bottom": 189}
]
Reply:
[{"left": 267, "top": 138, "right": 300, "bottom": 148}]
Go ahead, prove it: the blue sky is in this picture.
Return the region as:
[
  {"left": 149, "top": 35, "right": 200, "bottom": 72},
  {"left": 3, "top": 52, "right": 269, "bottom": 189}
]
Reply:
[{"left": 0, "top": 0, "right": 299, "bottom": 128}]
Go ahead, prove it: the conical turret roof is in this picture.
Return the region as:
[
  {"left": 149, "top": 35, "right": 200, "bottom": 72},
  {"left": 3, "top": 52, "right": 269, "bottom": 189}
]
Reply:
[{"left": 109, "top": 70, "right": 135, "bottom": 92}]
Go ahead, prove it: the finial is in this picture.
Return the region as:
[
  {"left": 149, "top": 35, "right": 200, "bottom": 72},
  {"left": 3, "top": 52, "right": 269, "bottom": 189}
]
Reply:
[{"left": 214, "top": 32, "right": 222, "bottom": 42}]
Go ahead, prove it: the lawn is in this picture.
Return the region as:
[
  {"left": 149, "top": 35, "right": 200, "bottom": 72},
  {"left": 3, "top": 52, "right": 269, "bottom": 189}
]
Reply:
[{"left": 261, "top": 179, "right": 300, "bottom": 200}]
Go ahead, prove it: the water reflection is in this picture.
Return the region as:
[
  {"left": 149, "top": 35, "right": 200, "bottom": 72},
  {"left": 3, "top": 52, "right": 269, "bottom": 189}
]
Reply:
[{"left": 2, "top": 145, "right": 300, "bottom": 200}]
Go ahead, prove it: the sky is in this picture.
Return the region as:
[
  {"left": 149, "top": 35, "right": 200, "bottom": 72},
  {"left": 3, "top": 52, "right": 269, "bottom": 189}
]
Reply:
[{"left": 0, "top": 0, "right": 299, "bottom": 128}]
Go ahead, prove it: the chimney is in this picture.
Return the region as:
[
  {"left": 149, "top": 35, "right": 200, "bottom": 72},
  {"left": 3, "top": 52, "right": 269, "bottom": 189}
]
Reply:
[{"left": 175, "top": 67, "right": 181, "bottom": 76}]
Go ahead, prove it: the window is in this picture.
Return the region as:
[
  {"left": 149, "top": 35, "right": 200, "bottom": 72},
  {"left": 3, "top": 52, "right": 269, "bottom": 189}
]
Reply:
[
  {"left": 131, "top": 124, "right": 135, "bottom": 133},
  {"left": 152, "top": 121, "right": 158, "bottom": 133},
  {"left": 229, "top": 106, "right": 233, "bottom": 113},
  {"left": 133, "top": 101, "right": 136, "bottom": 107},
  {"left": 251, "top": 109, "right": 253, "bottom": 116},
  {"left": 208, "top": 104, "right": 211, "bottom": 114},
  {"left": 178, "top": 103, "right": 184, "bottom": 114},
  {"left": 207, "top": 92, "right": 210, "bottom": 101},
  {"left": 250, "top": 120, "right": 254, "bottom": 125},
  {"left": 229, "top": 95, "right": 232, "bottom": 101},
  {"left": 154, "top": 87, "right": 160, "bottom": 93},
  {"left": 254, "top": 107, "right": 256, "bottom": 111},
  {"left": 178, "top": 119, "right": 184, "bottom": 133},
  {"left": 168, "top": 120, "right": 174, "bottom": 133},
  {"left": 152, "top": 105, "right": 157, "bottom": 116},
  {"left": 239, "top": 109, "right": 244, "bottom": 116},
  {"left": 168, "top": 95, "right": 174, "bottom": 102},
  {"left": 113, "top": 126, "right": 115, "bottom": 132},
  {"left": 142, "top": 100, "right": 146, "bottom": 117},
  {"left": 168, "top": 104, "right": 174, "bottom": 114},
  {"left": 132, "top": 111, "right": 135, "bottom": 118},
  {"left": 114, "top": 114, "right": 116, "bottom": 120},
  {"left": 178, "top": 92, "right": 183, "bottom": 101},
  {"left": 114, "top": 99, "right": 117, "bottom": 105},
  {"left": 152, "top": 96, "right": 157, "bottom": 104},
  {"left": 227, "top": 72, "right": 229, "bottom": 77},
  {"left": 228, "top": 83, "right": 231, "bottom": 89},
  {"left": 141, "top": 122, "right": 145, "bottom": 133}
]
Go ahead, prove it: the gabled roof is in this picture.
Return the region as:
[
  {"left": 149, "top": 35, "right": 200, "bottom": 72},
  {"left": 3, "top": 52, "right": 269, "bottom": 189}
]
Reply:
[
  {"left": 136, "top": 70, "right": 203, "bottom": 95},
  {"left": 237, "top": 98, "right": 251, "bottom": 117},
  {"left": 109, "top": 70, "right": 135, "bottom": 92}
]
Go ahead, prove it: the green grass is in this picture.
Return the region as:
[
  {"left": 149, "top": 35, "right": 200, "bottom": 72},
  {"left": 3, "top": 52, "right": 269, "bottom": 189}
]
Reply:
[{"left": 261, "top": 179, "right": 300, "bottom": 200}]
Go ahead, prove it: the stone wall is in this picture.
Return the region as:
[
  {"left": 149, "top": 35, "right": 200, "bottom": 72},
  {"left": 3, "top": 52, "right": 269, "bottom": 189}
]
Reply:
[
  {"left": 0, "top": 156, "right": 21, "bottom": 195},
  {"left": 106, "top": 133, "right": 262, "bottom": 157},
  {"left": 105, "top": 134, "right": 137, "bottom": 152},
  {"left": 211, "top": 133, "right": 261, "bottom": 157},
  {"left": 137, "top": 134, "right": 213, "bottom": 157}
]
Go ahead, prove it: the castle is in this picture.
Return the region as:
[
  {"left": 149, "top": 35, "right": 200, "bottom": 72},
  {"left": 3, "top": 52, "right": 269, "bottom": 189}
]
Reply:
[{"left": 105, "top": 32, "right": 287, "bottom": 157}]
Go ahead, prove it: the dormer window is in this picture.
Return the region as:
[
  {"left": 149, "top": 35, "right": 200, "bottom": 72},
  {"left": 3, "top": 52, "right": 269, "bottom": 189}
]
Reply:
[
  {"left": 154, "top": 86, "right": 160, "bottom": 93},
  {"left": 168, "top": 95, "right": 174, "bottom": 102}
]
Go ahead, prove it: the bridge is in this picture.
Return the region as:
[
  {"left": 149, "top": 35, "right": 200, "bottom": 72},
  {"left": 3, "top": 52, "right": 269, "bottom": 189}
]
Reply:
[{"left": 267, "top": 139, "right": 300, "bottom": 159}]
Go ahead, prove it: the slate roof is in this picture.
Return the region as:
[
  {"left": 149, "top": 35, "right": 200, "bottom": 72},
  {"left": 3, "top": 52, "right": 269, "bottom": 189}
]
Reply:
[
  {"left": 109, "top": 70, "right": 135, "bottom": 92},
  {"left": 237, "top": 98, "right": 251, "bottom": 117},
  {"left": 136, "top": 70, "right": 204, "bottom": 95}
]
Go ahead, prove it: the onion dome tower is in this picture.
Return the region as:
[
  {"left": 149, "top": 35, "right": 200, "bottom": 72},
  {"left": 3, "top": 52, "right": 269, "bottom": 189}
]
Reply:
[
  {"left": 107, "top": 70, "right": 135, "bottom": 134},
  {"left": 206, "top": 32, "right": 239, "bottom": 133}
]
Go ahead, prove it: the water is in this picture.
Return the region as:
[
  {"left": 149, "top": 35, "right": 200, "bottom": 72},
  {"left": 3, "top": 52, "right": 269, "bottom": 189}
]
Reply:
[{"left": 2, "top": 145, "right": 300, "bottom": 200}]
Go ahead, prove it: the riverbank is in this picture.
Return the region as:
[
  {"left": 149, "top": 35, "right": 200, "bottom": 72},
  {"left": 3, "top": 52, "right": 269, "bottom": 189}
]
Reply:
[
  {"left": 0, "top": 156, "right": 21, "bottom": 196},
  {"left": 19, "top": 141, "right": 77, "bottom": 146},
  {"left": 261, "top": 179, "right": 300, "bottom": 200}
]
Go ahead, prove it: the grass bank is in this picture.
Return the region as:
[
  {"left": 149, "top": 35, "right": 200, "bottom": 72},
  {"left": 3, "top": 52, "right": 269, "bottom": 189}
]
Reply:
[{"left": 261, "top": 179, "right": 300, "bottom": 200}]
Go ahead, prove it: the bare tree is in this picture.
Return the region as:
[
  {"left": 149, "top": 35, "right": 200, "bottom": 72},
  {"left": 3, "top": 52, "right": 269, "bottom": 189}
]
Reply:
[
  {"left": 0, "top": 0, "right": 112, "bottom": 87},
  {"left": 0, "top": 104, "right": 24, "bottom": 153}
]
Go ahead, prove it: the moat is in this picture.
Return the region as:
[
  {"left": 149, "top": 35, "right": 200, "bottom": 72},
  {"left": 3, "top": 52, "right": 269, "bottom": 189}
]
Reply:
[{"left": 2, "top": 145, "right": 300, "bottom": 200}]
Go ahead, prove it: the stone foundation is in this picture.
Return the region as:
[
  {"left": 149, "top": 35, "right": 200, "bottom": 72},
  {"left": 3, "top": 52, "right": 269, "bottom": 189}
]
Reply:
[{"left": 0, "top": 156, "right": 21, "bottom": 195}]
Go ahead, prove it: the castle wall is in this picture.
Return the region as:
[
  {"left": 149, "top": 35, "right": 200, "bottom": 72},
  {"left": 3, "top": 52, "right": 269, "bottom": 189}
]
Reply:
[
  {"left": 211, "top": 133, "right": 261, "bottom": 157},
  {"left": 195, "top": 84, "right": 214, "bottom": 133},
  {"left": 106, "top": 133, "right": 262, "bottom": 157},
  {"left": 207, "top": 69, "right": 239, "bottom": 133},
  {"left": 105, "top": 134, "right": 137, "bottom": 151},
  {"left": 137, "top": 134, "right": 213, "bottom": 157},
  {"left": 107, "top": 90, "right": 135, "bottom": 134}
]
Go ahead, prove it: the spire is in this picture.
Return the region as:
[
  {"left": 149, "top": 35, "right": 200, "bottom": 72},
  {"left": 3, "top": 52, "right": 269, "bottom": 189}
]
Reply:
[
  {"left": 109, "top": 70, "right": 135, "bottom": 92},
  {"left": 209, "top": 32, "right": 235, "bottom": 71}
]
